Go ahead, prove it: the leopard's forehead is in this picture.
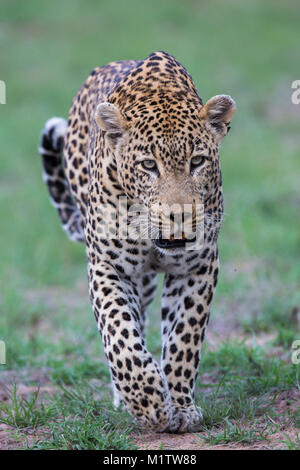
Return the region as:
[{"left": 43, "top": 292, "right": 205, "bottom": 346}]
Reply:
[
  {"left": 109, "top": 51, "right": 203, "bottom": 124},
  {"left": 109, "top": 51, "right": 207, "bottom": 159}
]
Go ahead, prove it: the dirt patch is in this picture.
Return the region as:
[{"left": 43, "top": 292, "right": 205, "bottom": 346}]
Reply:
[
  {"left": 132, "top": 430, "right": 203, "bottom": 450},
  {"left": 24, "top": 279, "right": 89, "bottom": 313},
  {"left": 132, "top": 389, "right": 300, "bottom": 450},
  {"left": 0, "top": 378, "right": 55, "bottom": 450},
  {"left": 132, "top": 429, "right": 264, "bottom": 450},
  {"left": 271, "top": 389, "right": 300, "bottom": 415},
  {"left": 131, "top": 430, "right": 268, "bottom": 450},
  {"left": 0, "top": 384, "right": 55, "bottom": 401},
  {"left": 0, "top": 369, "right": 52, "bottom": 400},
  {"left": 0, "top": 423, "right": 50, "bottom": 450},
  {"left": 132, "top": 425, "right": 299, "bottom": 451}
]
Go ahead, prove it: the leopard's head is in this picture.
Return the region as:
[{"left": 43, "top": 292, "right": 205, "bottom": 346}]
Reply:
[{"left": 95, "top": 52, "right": 235, "bottom": 254}]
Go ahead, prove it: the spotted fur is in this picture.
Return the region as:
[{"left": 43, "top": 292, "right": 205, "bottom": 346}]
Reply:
[{"left": 39, "top": 51, "right": 235, "bottom": 433}]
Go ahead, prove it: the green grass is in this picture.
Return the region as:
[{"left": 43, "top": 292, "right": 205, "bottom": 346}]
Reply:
[
  {"left": 0, "top": 0, "right": 300, "bottom": 450},
  {"left": 0, "top": 384, "right": 56, "bottom": 429},
  {"left": 0, "top": 384, "right": 136, "bottom": 450},
  {"left": 0, "top": 342, "right": 299, "bottom": 449},
  {"left": 281, "top": 433, "right": 300, "bottom": 451},
  {"left": 200, "top": 422, "right": 268, "bottom": 446},
  {"left": 35, "top": 415, "right": 135, "bottom": 450},
  {"left": 195, "top": 341, "right": 300, "bottom": 448},
  {"left": 198, "top": 342, "right": 299, "bottom": 423},
  {"left": 33, "top": 385, "right": 136, "bottom": 450}
]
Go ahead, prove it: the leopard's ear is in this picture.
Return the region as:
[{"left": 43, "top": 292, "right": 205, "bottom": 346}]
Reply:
[
  {"left": 95, "top": 102, "right": 128, "bottom": 141},
  {"left": 200, "top": 95, "right": 236, "bottom": 140}
]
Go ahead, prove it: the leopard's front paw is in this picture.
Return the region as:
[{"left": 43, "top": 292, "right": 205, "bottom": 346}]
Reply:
[{"left": 167, "top": 406, "right": 203, "bottom": 433}]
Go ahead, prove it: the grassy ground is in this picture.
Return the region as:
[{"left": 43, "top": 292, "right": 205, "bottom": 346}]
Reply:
[{"left": 0, "top": 0, "right": 299, "bottom": 450}]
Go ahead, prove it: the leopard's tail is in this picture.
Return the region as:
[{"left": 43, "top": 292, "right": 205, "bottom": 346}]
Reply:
[{"left": 39, "top": 117, "right": 85, "bottom": 243}]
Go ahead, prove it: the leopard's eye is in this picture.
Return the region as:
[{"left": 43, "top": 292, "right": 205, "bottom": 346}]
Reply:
[
  {"left": 141, "top": 160, "right": 157, "bottom": 171},
  {"left": 190, "top": 155, "right": 205, "bottom": 169}
]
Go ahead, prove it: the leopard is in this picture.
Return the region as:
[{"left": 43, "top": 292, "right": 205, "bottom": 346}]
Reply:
[{"left": 39, "top": 51, "right": 235, "bottom": 433}]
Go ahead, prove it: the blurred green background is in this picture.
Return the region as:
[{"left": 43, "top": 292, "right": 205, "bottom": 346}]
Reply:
[{"left": 0, "top": 0, "right": 300, "bottom": 368}]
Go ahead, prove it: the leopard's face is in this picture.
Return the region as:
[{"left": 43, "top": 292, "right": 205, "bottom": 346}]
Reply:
[
  {"left": 116, "top": 119, "right": 220, "bottom": 253},
  {"left": 96, "top": 94, "right": 234, "bottom": 255},
  {"left": 95, "top": 53, "right": 235, "bottom": 254}
]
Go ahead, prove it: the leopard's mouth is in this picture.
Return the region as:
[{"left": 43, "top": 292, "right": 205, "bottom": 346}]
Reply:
[{"left": 153, "top": 236, "right": 196, "bottom": 250}]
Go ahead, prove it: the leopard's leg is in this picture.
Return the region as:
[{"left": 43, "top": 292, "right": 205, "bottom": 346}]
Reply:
[
  {"left": 161, "top": 248, "right": 219, "bottom": 433},
  {"left": 113, "top": 272, "right": 158, "bottom": 409},
  {"left": 88, "top": 262, "right": 171, "bottom": 431},
  {"left": 140, "top": 272, "right": 158, "bottom": 336}
]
